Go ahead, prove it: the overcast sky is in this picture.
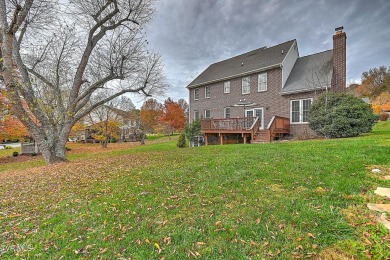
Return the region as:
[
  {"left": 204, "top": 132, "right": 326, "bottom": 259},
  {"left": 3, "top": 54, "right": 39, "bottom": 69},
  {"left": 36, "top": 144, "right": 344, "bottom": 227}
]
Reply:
[{"left": 133, "top": 0, "right": 390, "bottom": 107}]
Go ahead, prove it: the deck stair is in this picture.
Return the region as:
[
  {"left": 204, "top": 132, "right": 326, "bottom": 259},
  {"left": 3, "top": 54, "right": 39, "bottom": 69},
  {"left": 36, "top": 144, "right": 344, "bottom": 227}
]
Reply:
[{"left": 252, "top": 116, "right": 290, "bottom": 143}]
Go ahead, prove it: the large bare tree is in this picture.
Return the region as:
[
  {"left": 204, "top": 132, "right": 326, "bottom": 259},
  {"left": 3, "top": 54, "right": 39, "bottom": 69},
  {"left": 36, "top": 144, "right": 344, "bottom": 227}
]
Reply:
[{"left": 0, "top": 0, "right": 165, "bottom": 164}]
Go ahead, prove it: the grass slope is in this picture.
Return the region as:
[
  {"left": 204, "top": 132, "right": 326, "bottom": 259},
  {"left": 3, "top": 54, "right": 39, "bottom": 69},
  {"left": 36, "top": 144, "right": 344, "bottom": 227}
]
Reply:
[{"left": 0, "top": 123, "right": 389, "bottom": 259}]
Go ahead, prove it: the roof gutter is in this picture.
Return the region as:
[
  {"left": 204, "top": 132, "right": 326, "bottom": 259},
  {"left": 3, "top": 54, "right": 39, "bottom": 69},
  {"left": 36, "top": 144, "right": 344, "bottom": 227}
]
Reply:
[
  {"left": 279, "top": 85, "right": 328, "bottom": 95},
  {"left": 187, "top": 63, "right": 282, "bottom": 89}
]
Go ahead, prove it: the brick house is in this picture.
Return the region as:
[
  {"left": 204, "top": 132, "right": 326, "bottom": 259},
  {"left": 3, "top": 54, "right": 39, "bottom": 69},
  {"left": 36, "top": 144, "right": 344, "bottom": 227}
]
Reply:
[{"left": 187, "top": 27, "right": 347, "bottom": 144}]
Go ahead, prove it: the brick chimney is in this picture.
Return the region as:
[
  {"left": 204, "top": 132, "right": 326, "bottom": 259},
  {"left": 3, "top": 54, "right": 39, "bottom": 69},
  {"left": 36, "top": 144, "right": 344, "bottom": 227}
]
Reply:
[{"left": 331, "top": 26, "right": 347, "bottom": 92}]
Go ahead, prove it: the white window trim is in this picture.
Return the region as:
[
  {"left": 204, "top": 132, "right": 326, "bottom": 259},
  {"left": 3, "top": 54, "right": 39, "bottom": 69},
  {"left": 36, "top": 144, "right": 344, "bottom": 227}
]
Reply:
[
  {"left": 224, "top": 107, "right": 231, "bottom": 118},
  {"left": 245, "top": 107, "right": 264, "bottom": 130},
  {"left": 290, "top": 98, "right": 313, "bottom": 124},
  {"left": 194, "top": 88, "right": 199, "bottom": 100},
  {"left": 224, "top": 81, "right": 230, "bottom": 94},
  {"left": 204, "top": 109, "right": 211, "bottom": 119},
  {"left": 205, "top": 86, "right": 210, "bottom": 99},
  {"left": 258, "top": 72, "right": 267, "bottom": 92},
  {"left": 242, "top": 77, "right": 250, "bottom": 95}
]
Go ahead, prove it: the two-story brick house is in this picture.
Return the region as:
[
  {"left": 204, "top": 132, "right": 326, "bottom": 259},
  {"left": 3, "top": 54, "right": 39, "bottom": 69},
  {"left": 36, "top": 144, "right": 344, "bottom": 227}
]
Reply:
[{"left": 187, "top": 27, "right": 347, "bottom": 144}]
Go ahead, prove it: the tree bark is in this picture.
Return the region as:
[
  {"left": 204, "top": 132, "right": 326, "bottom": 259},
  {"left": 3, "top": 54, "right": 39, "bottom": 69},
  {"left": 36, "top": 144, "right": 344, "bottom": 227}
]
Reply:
[{"left": 38, "top": 139, "right": 68, "bottom": 164}]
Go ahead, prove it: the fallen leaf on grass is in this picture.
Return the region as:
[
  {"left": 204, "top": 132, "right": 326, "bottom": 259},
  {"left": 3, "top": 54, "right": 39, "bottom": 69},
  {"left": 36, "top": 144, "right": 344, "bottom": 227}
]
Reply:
[
  {"left": 164, "top": 236, "right": 171, "bottom": 245},
  {"left": 307, "top": 233, "right": 315, "bottom": 239},
  {"left": 215, "top": 221, "right": 222, "bottom": 228},
  {"left": 155, "top": 243, "right": 162, "bottom": 254},
  {"left": 99, "top": 248, "right": 108, "bottom": 254},
  {"left": 188, "top": 250, "right": 201, "bottom": 258},
  {"left": 364, "top": 237, "right": 372, "bottom": 245}
]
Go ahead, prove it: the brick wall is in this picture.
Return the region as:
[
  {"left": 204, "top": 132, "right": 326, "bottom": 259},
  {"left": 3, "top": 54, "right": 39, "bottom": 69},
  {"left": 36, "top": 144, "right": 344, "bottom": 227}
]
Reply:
[{"left": 189, "top": 67, "right": 324, "bottom": 138}]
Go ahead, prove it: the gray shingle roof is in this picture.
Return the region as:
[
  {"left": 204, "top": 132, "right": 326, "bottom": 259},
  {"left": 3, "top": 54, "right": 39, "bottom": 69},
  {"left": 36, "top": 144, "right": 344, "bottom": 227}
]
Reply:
[
  {"left": 187, "top": 40, "right": 296, "bottom": 88},
  {"left": 281, "top": 50, "right": 333, "bottom": 95}
]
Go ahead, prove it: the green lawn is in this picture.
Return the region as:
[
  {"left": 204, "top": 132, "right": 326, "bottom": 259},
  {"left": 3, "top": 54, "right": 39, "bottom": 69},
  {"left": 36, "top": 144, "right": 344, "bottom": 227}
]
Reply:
[{"left": 0, "top": 123, "right": 389, "bottom": 259}]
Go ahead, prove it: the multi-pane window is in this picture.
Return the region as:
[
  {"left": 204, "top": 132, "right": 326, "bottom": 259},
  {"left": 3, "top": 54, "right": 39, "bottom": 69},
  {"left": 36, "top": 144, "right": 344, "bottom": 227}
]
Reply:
[
  {"left": 242, "top": 76, "right": 250, "bottom": 94},
  {"left": 291, "top": 99, "right": 312, "bottom": 123},
  {"left": 205, "top": 86, "right": 210, "bottom": 98},
  {"left": 258, "top": 73, "right": 267, "bottom": 92},
  {"left": 224, "top": 107, "right": 231, "bottom": 118},
  {"left": 204, "top": 109, "right": 211, "bottom": 119},
  {"left": 194, "top": 88, "right": 199, "bottom": 100},
  {"left": 224, "top": 81, "right": 230, "bottom": 93},
  {"left": 194, "top": 110, "right": 199, "bottom": 120}
]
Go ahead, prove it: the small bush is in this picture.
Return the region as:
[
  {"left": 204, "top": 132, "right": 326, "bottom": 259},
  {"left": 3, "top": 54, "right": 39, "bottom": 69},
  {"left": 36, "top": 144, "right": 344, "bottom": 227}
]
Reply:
[
  {"left": 66, "top": 147, "right": 71, "bottom": 151},
  {"left": 177, "top": 133, "right": 186, "bottom": 148},
  {"left": 309, "top": 92, "right": 378, "bottom": 138},
  {"left": 12, "top": 151, "right": 19, "bottom": 157},
  {"left": 110, "top": 137, "right": 117, "bottom": 143},
  {"left": 31, "top": 152, "right": 37, "bottom": 157},
  {"left": 380, "top": 113, "right": 389, "bottom": 121},
  {"left": 5, "top": 146, "right": 13, "bottom": 149}
]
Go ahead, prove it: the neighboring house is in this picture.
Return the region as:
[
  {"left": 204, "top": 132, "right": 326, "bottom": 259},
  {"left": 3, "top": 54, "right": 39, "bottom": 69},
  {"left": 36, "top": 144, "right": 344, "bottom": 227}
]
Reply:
[
  {"left": 106, "top": 106, "right": 141, "bottom": 141},
  {"left": 187, "top": 27, "right": 347, "bottom": 144},
  {"left": 74, "top": 106, "right": 140, "bottom": 142}
]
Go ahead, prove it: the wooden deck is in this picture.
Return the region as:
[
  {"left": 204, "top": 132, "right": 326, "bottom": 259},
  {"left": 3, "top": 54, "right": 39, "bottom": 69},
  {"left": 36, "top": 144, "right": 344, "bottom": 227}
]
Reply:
[{"left": 201, "top": 116, "right": 290, "bottom": 144}]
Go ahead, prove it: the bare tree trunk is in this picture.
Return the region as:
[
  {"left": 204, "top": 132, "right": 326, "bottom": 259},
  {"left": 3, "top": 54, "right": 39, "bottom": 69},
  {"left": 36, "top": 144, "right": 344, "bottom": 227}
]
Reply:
[{"left": 101, "top": 140, "right": 108, "bottom": 148}]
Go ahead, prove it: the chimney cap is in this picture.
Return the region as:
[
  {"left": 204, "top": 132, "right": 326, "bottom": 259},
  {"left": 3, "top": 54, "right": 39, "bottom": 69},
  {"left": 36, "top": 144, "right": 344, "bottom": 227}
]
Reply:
[{"left": 335, "top": 26, "right": 344, "bottom": 32}]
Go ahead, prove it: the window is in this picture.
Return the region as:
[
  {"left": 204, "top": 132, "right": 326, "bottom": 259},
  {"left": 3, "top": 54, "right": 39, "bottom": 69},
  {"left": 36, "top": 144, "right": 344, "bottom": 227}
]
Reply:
[
  {"left": 258, "top": 73, "right": 267, "bottom": 92},
  {"left": 194, "top": 88, "right": 199, "bottom": 100},
  {"left": 204, "top": 109, "right": 210, "bottom": 119},
  {"left": 194, "top": 110, "right": 199, "bottom": 120},
  {"left": 224, "top": 107, "right": 231, "bottom": 118},
  {"left": 290, "top": 98, "right": 312, "bottom": 123},
  {"left": 224, "top": 81, "right": 230, "bottom": 93},
  {"left": 205, "top": 86, "right": 210, "bottom": 98},
  {"left": 242, "top": 76, "right": 250, "bottom": 94}
]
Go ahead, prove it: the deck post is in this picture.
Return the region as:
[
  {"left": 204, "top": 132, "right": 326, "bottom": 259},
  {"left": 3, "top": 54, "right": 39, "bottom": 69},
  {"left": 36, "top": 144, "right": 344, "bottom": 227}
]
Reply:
[
  {"left": 219, "top": 134, "right": 223, "bottom": 145},
  {"left": 205, "top": 134, "right": 209, "bottom": 145},
  {"left": 243, "top": 133, "right": 247, "bottom": 144}
]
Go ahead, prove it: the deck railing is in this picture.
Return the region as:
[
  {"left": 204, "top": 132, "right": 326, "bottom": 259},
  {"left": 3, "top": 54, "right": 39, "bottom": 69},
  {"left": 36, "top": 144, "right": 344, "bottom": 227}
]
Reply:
[
  {"left": 251, "top": 117, "right": 261, "bottom": 137},
  {"left": 267, "top": 116, "right": 290, "bottom": 136},
  {"left": 201, "top": 117, "right": 258, "bottom": 131}
]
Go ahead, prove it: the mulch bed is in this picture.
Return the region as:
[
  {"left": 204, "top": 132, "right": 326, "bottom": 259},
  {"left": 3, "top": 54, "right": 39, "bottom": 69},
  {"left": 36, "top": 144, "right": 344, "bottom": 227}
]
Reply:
[{"left": 0, "top": 154, "right": 42, "bottom": 165}]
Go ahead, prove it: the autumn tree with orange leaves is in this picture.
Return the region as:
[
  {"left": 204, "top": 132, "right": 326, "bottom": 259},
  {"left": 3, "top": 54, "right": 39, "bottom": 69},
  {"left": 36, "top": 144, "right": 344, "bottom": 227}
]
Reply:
[
  {"left": 140, "top": 99, "right": 163, "bottom": 134},
  {"left": 158, "top": 99, "right": 186, "bottom": 135},
  {"left": 355, "top": 66, "right": 390, "bottom": 114},
  {"left": 0, "top": 92, "right": 28, "bottom": 141}
]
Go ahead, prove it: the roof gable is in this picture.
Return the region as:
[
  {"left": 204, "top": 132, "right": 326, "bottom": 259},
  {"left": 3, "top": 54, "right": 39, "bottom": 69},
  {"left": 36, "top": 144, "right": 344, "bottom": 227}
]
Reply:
[
  {"left": 281, "top": 50, "right": 333, "bottom": 95},
  {"left": 188, "top": 40, "right": 296, "bottom": 88}
]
